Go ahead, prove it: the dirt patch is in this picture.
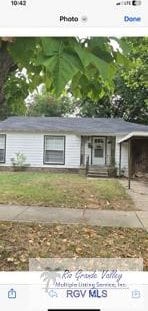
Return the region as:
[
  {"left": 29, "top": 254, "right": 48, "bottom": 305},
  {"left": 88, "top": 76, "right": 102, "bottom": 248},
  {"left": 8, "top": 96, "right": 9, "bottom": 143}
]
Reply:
[{"left": 0, "top": 222, "right": 147, "bottom": 271}]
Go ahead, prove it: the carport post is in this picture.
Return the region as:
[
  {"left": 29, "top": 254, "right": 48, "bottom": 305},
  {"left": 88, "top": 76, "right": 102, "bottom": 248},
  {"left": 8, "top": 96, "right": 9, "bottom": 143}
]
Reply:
[
  {"left": 119, "top": 143, "right": 122, "bottom": 176},
  {"left": 128, "top": 139, "right": 131, "bottom": 189}
]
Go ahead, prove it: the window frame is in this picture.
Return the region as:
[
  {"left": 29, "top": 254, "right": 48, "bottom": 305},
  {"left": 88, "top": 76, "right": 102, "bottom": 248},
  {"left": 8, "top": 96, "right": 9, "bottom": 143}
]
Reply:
[
  {"left": 43, "top": 135, "right": 66, "bottom": 165},
  {"left": 0, "top": 134, "right": 6, "bottom": 164}
]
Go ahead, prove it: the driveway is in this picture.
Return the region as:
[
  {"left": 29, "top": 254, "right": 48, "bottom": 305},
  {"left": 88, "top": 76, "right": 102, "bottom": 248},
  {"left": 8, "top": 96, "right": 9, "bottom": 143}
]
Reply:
[
  {"left": 119, "top": 179, "right": 148, "bottom": 212},
  {"left": 119, "top": 179, "right": 148, "bottom": 231}
]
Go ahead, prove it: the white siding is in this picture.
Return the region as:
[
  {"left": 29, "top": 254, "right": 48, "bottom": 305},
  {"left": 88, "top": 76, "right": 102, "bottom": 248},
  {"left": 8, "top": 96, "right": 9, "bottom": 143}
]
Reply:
[
  {"left": 65, "top": 135, "right": 81, "bottom": 167},
  {"left": 116, "top": 135, "right": 128, "bottom": 176},
  {"left": 0, "top": 132, "right": 129, "bottom": 174},
  {"left": 1, "top": 133, "right": 81, "bottom": 169}
]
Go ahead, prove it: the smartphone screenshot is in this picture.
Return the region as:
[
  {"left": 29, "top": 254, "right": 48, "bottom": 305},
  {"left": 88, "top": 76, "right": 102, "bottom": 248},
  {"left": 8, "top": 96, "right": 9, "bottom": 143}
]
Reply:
[{"left": 0, "top": 0, "right": 148, "bottom": 310}]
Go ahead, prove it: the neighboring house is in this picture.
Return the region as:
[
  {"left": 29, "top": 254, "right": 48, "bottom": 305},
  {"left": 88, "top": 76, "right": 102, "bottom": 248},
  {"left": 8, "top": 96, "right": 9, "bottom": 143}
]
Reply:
[{"left": 0, "top": 117, "right": 148, "bottom": 177}]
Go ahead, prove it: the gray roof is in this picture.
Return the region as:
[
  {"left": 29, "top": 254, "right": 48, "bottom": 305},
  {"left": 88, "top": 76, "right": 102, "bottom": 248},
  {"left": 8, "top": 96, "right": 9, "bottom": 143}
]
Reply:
[{"left": 0, "top": 117, "right": 148, "bottom": 135}]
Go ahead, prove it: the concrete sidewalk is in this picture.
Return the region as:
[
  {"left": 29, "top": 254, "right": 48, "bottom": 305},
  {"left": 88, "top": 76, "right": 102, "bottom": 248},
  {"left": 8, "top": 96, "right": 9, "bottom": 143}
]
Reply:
[
  {"left": 0, "top": 204, "right": 147, "bottom": 231},
  {"left": 119, "top": 179, "right": 148, "bottom": 212}
]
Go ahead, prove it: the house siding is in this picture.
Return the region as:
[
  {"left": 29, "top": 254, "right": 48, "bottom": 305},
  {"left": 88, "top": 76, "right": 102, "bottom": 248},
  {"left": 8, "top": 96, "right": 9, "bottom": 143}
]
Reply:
[
  {"left": 0, "top": 132, "right": 129, "bottom": 175},
  {"left": 116, "top": 135, "right": 128, "bottom": 176},
  {"left": 0, "top": 133, "right": 81, "bottom": 169}
]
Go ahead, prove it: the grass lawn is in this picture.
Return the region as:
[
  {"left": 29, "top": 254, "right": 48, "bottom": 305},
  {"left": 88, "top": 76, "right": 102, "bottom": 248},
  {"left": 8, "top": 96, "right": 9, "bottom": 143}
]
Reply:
[
  {"left": 0, "top": 222, "right": 147, "bottom": 271},
  {"left": 0, "top": 172, "right": 133, "bottom": 210}
]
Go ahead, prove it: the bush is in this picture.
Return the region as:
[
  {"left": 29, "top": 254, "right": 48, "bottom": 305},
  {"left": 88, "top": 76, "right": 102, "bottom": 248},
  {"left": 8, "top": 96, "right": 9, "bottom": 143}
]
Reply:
[
  {"left": 107, "top": 166, "right": 117, "bottom": 177},
  {"left": 11, "top": 152, "right": 30, "bottom": 171}
]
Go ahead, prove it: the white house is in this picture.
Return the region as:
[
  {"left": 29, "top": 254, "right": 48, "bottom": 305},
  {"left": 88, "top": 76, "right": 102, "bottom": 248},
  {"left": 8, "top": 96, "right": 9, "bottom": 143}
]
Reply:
[{"left": 0, "top": 117, "right": 148, "bottom": 177}]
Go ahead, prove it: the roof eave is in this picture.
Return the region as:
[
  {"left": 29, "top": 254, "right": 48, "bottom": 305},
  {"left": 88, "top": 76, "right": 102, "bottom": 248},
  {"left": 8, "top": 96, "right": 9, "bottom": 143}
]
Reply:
[{"left": 119, "top": 131, "right": 148, "bottom": 143}]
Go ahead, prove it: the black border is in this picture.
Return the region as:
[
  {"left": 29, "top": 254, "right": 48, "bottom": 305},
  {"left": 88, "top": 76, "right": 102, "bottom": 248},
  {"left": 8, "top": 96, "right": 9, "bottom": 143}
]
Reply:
[{"left": 43, "top": 135, "right": 66, "bottom": 165}]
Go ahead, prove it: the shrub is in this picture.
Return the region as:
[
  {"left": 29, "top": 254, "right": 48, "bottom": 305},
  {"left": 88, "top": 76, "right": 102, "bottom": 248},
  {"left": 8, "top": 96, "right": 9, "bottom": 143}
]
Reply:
[{"left": 11, "top": 152, "right": 30, "bottom": 171}]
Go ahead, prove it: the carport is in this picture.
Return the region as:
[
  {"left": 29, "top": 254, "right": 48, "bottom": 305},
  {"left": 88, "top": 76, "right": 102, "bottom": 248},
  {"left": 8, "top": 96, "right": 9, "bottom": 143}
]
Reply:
[{"left": 119, "top": 132, "right": 148, "bottom": 189}]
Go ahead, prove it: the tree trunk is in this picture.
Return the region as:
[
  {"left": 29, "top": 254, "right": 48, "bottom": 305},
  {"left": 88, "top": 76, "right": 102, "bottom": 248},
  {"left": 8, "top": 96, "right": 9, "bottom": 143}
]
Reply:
[{"left": 0, "top": 40, "right": 16, "bottom": 119}]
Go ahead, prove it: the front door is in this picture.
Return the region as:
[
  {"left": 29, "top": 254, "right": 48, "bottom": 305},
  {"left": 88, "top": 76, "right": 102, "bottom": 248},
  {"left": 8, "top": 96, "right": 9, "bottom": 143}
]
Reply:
[{"left": 92, "top": 137, "right": 105, "bottom": 165}]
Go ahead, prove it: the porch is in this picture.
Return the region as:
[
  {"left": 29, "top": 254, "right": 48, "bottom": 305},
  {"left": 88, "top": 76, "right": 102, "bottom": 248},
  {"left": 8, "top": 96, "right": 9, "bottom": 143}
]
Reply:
[{"left": 80, "top": 136, "right": 116, "bottom": 177}]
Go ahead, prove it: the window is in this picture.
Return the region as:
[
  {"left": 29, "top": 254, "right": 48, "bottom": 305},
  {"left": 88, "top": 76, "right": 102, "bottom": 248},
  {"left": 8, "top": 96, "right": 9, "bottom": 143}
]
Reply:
[
  {"left": 0, "top": 134, "right": 6, "bottom": 163},
  {"left": 44, "top": 136, "right": 65, "bottom": 165},
  {"left": 95, "top": 138, "right": 104, "bottom": 144},
  {"left": 94, "top": 148, "right": 104, "bottom": 158}
]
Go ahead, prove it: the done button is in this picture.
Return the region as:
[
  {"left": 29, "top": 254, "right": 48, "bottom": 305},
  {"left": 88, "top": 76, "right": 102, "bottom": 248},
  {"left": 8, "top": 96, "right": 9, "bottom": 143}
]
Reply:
[{"left": 124, "top": 16, "right": 141, "bottom": 22}]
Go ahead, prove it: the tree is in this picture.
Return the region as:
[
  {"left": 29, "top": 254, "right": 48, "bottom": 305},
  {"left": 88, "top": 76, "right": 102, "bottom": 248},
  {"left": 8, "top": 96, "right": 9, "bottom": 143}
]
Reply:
[
  {"left": 0, "top": 38, "right": 17, "bottom": 119},
  {"left": 76, "top": 38, "right": 148, "bottom": 124},
  {"left": 113, "top": 37, "right": 148, "bottom": 124},
  {"left": 75, "top": 89, "right": 112, "bottom": 117},
  {"left": 0, "top": 37, "right": 128, "bottom": 119},
  {"left": 3, "top": 71, "right": 28, "bottom": 118},
  {"left": 27, "top": 92, "right": 75, "bottom": 117},
  {"left": 1, "top": 37, "right": 147, "bottom": 123}
]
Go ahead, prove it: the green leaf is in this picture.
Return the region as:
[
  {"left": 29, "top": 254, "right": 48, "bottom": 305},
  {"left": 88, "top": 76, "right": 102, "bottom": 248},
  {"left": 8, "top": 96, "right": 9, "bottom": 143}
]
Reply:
[
  {"left": 74, "top": 46, "right": 116, "bottom": 83},
  {"left": 9, "top": 38, "right": 37, "bottom": 66},
  {"left": 40, "top": 53, "right": 82, "bottom": 95},
  {"left": 41, "top": 38, "right": 64, "bottom": 56}
]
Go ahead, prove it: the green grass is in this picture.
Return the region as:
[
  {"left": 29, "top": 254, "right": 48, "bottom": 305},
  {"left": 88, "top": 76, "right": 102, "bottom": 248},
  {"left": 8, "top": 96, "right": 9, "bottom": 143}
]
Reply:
[{"left": 0, "top": 172, "right": 134, "bottom": 210}]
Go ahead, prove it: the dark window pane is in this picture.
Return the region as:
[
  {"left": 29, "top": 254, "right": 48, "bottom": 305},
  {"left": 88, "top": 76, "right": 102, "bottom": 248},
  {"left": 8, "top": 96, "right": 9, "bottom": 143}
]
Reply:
[
  {"left": 94, "top": 148, "right": 103, "bottom": 158},
  {"left": 45, "top": 150, "right": 64, "bottom": 164},
  {"left": 0, "top": 149, "right": 4, "bottom": 162}
]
